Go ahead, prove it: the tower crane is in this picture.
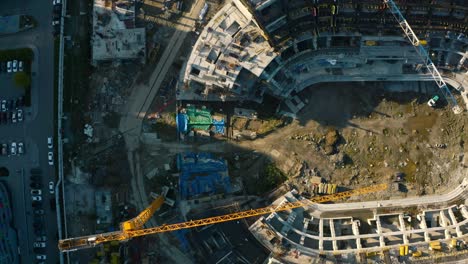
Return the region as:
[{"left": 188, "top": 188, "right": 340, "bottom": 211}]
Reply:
[
  {"left": 58, "top": 184, "right": 387, "bottom": 252},
  {"left": 58, "top": 0, "right": 463, "bottom": 254},
  {"left": 383, "top": 0, "right": 463, "bottom": 114}
]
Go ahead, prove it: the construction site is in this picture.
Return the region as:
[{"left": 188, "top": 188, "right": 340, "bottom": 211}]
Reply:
[{"left": 59, "top": 0, "right": 468, "bottom": 263}]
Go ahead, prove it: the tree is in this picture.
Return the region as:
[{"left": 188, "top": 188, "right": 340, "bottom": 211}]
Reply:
[{"left": 13, "top": 72, "right": 31, "bottom": 88}]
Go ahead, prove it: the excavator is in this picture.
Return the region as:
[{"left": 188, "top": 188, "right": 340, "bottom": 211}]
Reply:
[{"left": 58, "top": 0, "right": 464, "bottom": 252}]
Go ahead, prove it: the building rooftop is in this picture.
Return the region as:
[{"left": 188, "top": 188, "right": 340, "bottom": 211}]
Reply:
[
  {"left": 180, "top": 0, "right": 276, "bottom": 101},
  {"left": 0, "top": 15, "right": 20, "bottom": 35},
  {"left": 92, "top": 0, "right": 145, "bottom": 62}
]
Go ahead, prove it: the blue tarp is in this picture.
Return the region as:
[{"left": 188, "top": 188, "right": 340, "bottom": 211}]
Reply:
[
  {"left": 176, "top": 113, "right": 188, "bottom": 133},
  {"left": 212, "top": 119, "right": 225, "bottom": 134},
  {"left": 177, "top": 153, "right": 231, "bottom": 200}
]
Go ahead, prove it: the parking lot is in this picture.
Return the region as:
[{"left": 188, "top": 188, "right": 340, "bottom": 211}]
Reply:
[{"left": 0, "top": 0, "right": 60, "bottom": 263}]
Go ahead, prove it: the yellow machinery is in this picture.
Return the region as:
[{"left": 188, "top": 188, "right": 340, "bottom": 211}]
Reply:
[
  {"left": 58, "top": 184, "right": 387, "bottom": 252},
  {"left": 412, "top": 250, "right": 422, "bottom": 257},
  {"left": 120, "top": 196, "right": 165, "bottom": 231}
]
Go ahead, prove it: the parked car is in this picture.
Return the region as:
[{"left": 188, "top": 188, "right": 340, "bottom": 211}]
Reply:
[
  {"left": 49, "top": 181, "right": 54, "bottom": 194},
  {"left": 32, "top": 196, "right": 42, "bottom": 201},
  {"left": 17, "top": 109, "right": 23, "bottom": 122},
  {"left": 11, "top": 111, "right": 17, "bottom": 123},
  {"left": 32, "top": 201, "right": 42, "bottom": 208},
  {"left": 1, "top": 144, "right": 7, "bottom": 155},
  {"left": 48, "top": 152, "right": 54, "bottom": 165},
  {"left": 51, "top": 20, "right": 60, "bottom": 26},
  {"left": 31, "top": 189, "right": 42, "bottom": 195},
  {"left": 47, "top": 137, "right": 53, "bottom": 149},
  {"left": 18, "top": 61, "right": 23, "bottom": 71},
  {"left": 33, "top": 209, "right": 45, "bottom": 215},
  {"left": 33, "top": 242, "right": 46, "bottom": 248},
  {"left": 12, "top": 60, "right": 18, "bottom": 72},
  {"left": 53, "top": 0, "right": 61, "bottom": 5},
  {"left": 30, "top": 175, "right": 41, "bottom": 182},
  {"left": 36, "top": 255, "right": 47, "bottom": 260},
  {"left": 1, "top": 100, "right": 6, "bottom": 112},
  {"left": 0, "top": 62, "right": 6, "bottom": 72},
  {"left": 7, "top": 61, "right": 12, "bottom": 73},
  {"left": 18, "top": 142, "right": 24, "bottom": 155},
  {"left": 0, "top": 112, "right": 6, "bottom": 123},
  {"left": 10, "top": 142, "right": 17, "bottom": 155}
]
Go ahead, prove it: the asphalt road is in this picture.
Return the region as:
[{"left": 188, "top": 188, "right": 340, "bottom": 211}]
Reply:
[{"left": 0, "top": 0, "right": 58, "bottom": 263}]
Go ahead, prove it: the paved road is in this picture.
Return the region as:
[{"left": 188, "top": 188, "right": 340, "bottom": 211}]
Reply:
[{"left": 0, "top": 1, "right": 58, "bottom": 263}]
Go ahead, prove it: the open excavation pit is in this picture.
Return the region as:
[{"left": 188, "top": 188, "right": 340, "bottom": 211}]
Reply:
[{"left": 236, "top": 81, "right": 467, "bottom": 198}]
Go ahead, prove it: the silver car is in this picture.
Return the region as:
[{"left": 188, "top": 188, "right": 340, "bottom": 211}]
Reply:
[
  {"left": 10, "top": 142, "right": 17, "bottom": 155},
  {"left": 12, "top": 60, "right": 18, "bottom": 72}
]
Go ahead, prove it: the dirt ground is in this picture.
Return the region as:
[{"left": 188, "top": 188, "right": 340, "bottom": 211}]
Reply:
[{"left": 236, "top": 82, "right": 467, "bottom": 197}]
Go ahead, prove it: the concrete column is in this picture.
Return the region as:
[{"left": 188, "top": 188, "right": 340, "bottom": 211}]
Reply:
[
  {"left": 448, "top": 208, "right": 463, "bottom": 237},
  {"left": 457, "top": 52, "right": 467, "bottom": 70},
  {"left": 440, "top": 211, "right": 452, "bottom": 239},
  {"left": 293, "top": 40, "right": 299, "bottom": 53},
  {"left": 460, "top": 205, "right": 468, "bottom": 219},
  {"left": 352, "top": 220, "right": 362, "bottom": 250},
  {"left": 269, "top": 79, "right": 283, "bottom": 96},
  {"left": 399, "top": 214, "right": 409, "bottom": 245},
  {"left": 329, "top": 219, "right": 338, "bottom": 251},
  {"left": 319, "top": 218, "right": 324, "bottom": 251},
  {"left": 418, "top": 213, "right": 431, "bottom": 242},
  {"left": 301, "top": 219, "right": 309, "bottom": 245},
  {"left": 326, "top": 36, "right": 331, "bottom": 48},
  {"left": 375, "top": 216, "right": 385, "bottom": 247}
]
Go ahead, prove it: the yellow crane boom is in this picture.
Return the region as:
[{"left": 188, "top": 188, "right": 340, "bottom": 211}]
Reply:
[{"left": 58, "top": 184, "right": 387, "bottom": 252}]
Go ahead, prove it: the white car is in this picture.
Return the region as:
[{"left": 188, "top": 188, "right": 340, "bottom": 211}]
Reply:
[
  {"left": 32, "top": 195, "right": 42, "bottom": 201},
  {"left": 10, "top": 142, "right": 17, "bottom": 155},
  {"left": 33, "top": 242, "right": 46, "bottom": 248},
  {"left": 6, "top": 61, "right": 12, "bottom": 73},
  {"left": 1, "top": 100, "right": 6, "bottom": 112},
  {"left": 51, "top": 20, "right": 60, "bottom": 26},
  {"left": 18, "top": 61, "right": 23, "bottom": 71},
  {"left": 49, "top": 181, "right": 55, "bottom": 194},
  {"left": 48, "top": 152, "right": 54, "bottom": 165},
  {"left": 47, "top": 137, "right": 53, "bottom": 149},
  {"left": 31, "top": 189, "right": 42, "bottom": 195},
  {"left": 12, "top": 60, "right": 18, "bottom": 72},
  {"left": 36, "top": 255, "right": 47, "bottom": 260},
  {"left": 53, "top": 0, "right": 61, "bottom": 5},
  {"left": 17, "top": 109, "right": 23, "bottom": 122}
]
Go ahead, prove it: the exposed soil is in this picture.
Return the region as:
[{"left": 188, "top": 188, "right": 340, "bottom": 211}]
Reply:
[{"left": 236, "top": 82, "right": 467, "bottom": 197}]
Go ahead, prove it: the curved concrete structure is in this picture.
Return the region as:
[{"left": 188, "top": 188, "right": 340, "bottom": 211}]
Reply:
[{"left": 250, "top": 179, "right": 468, "bottom": 260}]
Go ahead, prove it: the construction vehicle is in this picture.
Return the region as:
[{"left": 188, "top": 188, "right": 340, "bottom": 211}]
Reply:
[
  {"left": 365, "top": 40, "right": 378, "bottom": 46},
  {"left": 384, "top": 0, "right": 462, "bottom": 114},
  {"left": 58, "top": 184, "right": 387, "bottom": 252},
  {"left": 412, "top": 250, "right": 422, "bottom": 257},
  {"left": 427, "top": 95, "right": 439, "bottom": 107},
  {"left": 429, "top": 241, "right": 442, "bottom": 251},
  {"left": 399, "top": 245, "right": 409, "bottom": 256}
]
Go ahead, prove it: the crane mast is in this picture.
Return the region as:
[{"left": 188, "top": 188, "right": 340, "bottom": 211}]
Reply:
[
  {"left": 58, "top": 184, "right": 387, "bottom": 252},
  {"left": 383, "top": 0, "right": 463, "bottom": 114}
]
